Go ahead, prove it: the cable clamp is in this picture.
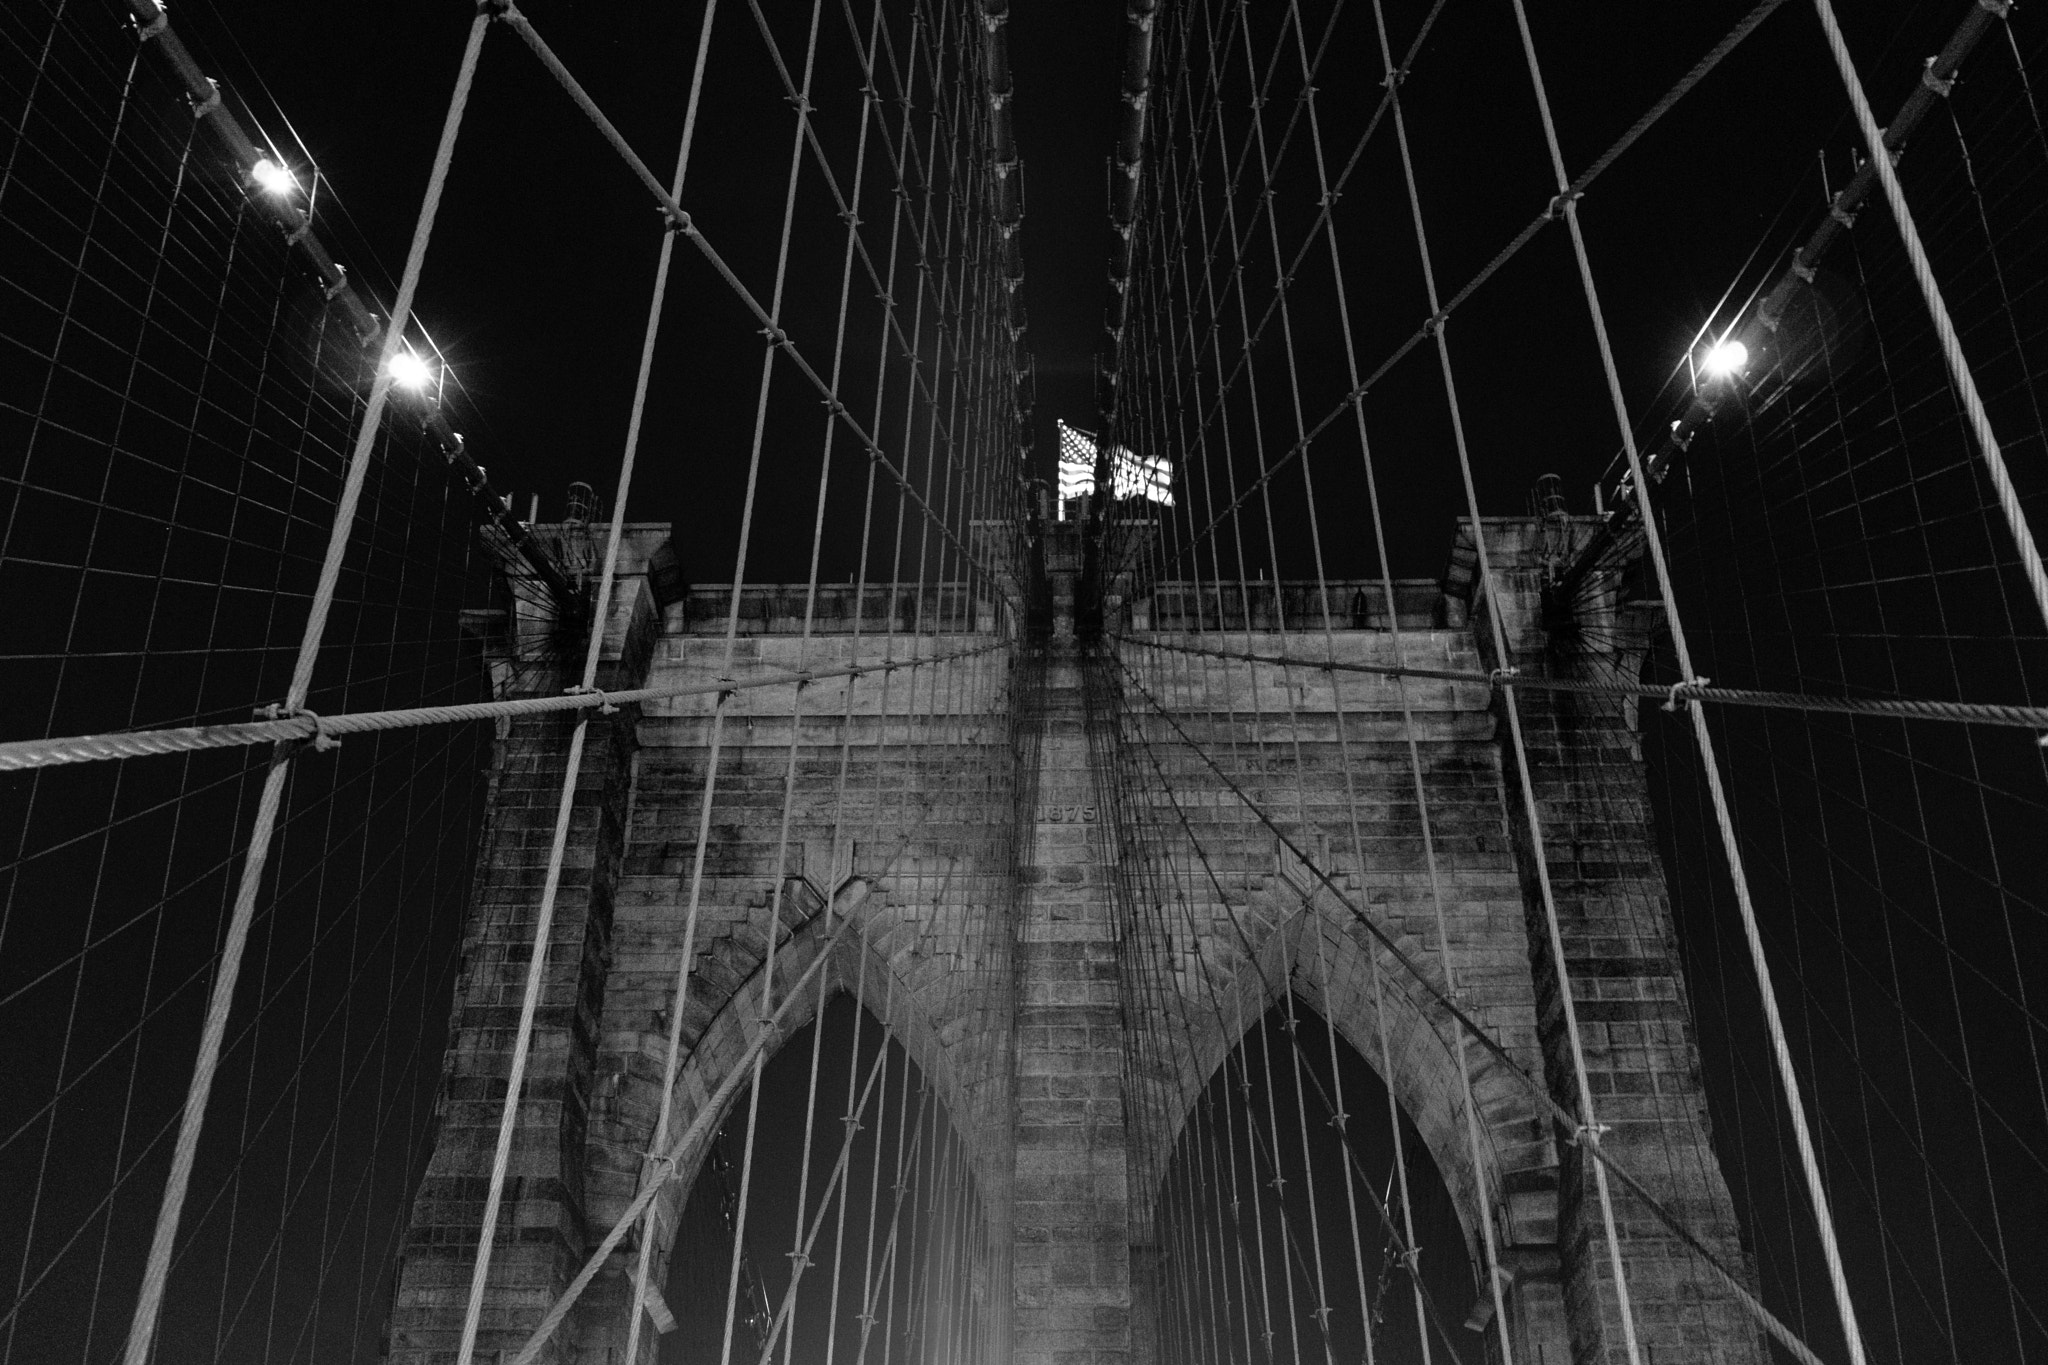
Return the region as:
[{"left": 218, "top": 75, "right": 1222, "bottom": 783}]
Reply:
[
  {"left": 1661, "top": 677, "right": 1709, "bottom": 712},
  {"left": 662, "top": 205, "right": 692, "bottom": 235},
  {"left": 1488, "top": 666, "right": 1520, "bottom": 689},
  {"left": 1921, "top": 57, "right": 1955, "bottom": 97},
  {"left": 322, "top": 263, "right": 350, "bottom": 302},
  {"left": 1574, "top": 1121, "right": 1611, "bottom": 1146},
  {"left": 1977, "top": 0, "right": 2010, "bottom": 15},
  {"left": 564, "top": 684, "right": 614, "bottom": 714},
  {"left": 1545, "top": 189, "right": 1582, "bottom": 220},
  {"left": 1828, "top": 200, "right": 1859, "bottom": 230},
  {"left": 282, "top": 214, "right": 314, "bottom": 247},
  {"left": 256, "top": 704, "right": 340, "bottom": 753},
  {"left": 136, "top": 8, "right": 170, "bottom": 42},
  {"left": 191, "top": 78, "right": 222, "bottom": 120},
  {"left": 1382, "top": 66, "right": 1407, "bottom": 90}
]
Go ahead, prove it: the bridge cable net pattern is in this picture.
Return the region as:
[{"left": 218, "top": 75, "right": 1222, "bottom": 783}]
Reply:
[
  {"left": 1096, "top": 4, "right": 2045, "bottom": 1365},
  {"left": 3, "top": 0, "right": 1024, "bottom": 1363},
  {"left": 2, "top": 1, "right": 2047, "bottom": 1365}
]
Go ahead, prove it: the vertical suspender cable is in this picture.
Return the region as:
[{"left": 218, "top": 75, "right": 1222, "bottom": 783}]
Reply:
[
  {"left": 1499, "top": 4, "right": 1880, "bottom": 1362},
  {"left": 449, "top": 0, "right": 727, "bottom": 1353},
  {"left": 610, "top": 10, "right": 723, "bottom": 1361},
  {"left": 1279, "top": 0, "right": 1519, "bottom": 1351},
  {"left": 1365, "top": 3, "right": 1651, "bottom": 1364},
  {"left": 121, "top": 16, "right": 491, "bottom": 1365}
]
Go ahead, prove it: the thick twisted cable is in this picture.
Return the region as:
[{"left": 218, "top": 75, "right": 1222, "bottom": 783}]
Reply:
[
  {"left": 0, "top": 643, "right": 1006, "bottom": 773},
  {"left": 1808, "top": 0, "right": 2046, "bottom": 632},
  {"left": 1110, "top": 633, "right": 2048, "bottom": 731}
]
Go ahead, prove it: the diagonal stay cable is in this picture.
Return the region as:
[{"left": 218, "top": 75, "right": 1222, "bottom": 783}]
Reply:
[
  {"left": 1109, "top": 645, "right": 1833, "bottom": 1365},
  {"left": 1164, "top": 0, "right": 1789, "bottom": 575},
  {"left": 0, "top": 641, "right": 1009, "bottom": 772},
  {"left": 489, "top": 2, "right": 1000, "bottom": 587},
  {"left": 498, "top": 772, "right": 998, "bottom": 1365},
  {"left": 1110, "top": 631, "right": 2048, "bottom": 731}
]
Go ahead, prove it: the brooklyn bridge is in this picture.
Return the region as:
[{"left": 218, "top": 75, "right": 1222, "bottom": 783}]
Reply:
[{"left": 2, "top": 3, "right": 2044, "bottom": 1365}]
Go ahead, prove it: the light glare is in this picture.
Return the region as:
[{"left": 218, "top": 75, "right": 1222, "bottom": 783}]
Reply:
[
  {"left": 1703, "top": 339, "right": 1749, "bottom": 378},
  {"left": 250, "top": 157, "right": 296, "bottom": 196},
  {"left": 386, "top": 350, "right": 434, "bottom": 392}
]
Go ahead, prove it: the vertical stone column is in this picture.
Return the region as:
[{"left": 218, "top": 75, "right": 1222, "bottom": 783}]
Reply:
[
  {"left": 1012, "top": 647, "right": 1133, "bottom": 1365},
  {"left": 386, "top": 529, "right": 664, "bottom": 1365},
  {"left": 385, "top": 706, "right": 638, "bottom": 1365},
  {"left": 1466, "top": 518, "right": 1766, "bottom": 1365}
]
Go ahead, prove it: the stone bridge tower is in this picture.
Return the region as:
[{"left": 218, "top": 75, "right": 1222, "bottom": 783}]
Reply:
[{"left": 384, "top": 511, "right": 1765, "bottom": 1365}]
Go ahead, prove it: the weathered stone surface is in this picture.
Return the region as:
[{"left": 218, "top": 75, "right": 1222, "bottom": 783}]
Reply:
[{"left": 387, "top": 519, "right": 1764, "bottom": 1365}]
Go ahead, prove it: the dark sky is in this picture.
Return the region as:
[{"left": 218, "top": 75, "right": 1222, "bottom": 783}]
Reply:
[
  {"left": 150, "top": 0, "right": 1979, "bottom": 583},
  {"left": 6, "top": 3, "right": 2045, "bottom": 1365}
]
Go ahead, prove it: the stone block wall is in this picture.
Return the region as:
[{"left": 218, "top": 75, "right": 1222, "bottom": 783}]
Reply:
[{"left": 386, "top": 517, "right": 1767, "bottom": 1365}]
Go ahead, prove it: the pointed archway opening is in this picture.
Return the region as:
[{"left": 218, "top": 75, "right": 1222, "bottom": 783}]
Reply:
[
  {"left": 659, "top": 991, "right": 992, "bottom": 1365},
  {"left": 1153, "top": 995, "right": 1480, "bottom": 1365}
]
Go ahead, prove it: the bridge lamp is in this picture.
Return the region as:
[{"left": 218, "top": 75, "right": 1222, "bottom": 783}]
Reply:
[
  {"left": 386, "top": 349, "right": 435, "bottom": 392},
  {"left": 1702, "top": 338, "right": 1749, "bottom": 380},
  {"left": 250, "top": 157, "right": 297, "bottom": 197}
]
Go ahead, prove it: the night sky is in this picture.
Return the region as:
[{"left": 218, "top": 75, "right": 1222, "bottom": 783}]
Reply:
[
  {"left": 149, "top": 0, "right": 1978, "bottom": 581},
  {"left": 4, "top": 1, "right": 2046, "bottom": 1364}
]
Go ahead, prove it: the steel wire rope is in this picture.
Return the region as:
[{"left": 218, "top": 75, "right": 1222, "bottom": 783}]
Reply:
[
  {"left": 0, "top": 713, "right": 486, "bottom": 1175},
  {"left": 1114, "top": 335, "right": 1466, "bottom": 1365},
  {"left": 1212, "top": 6, "right": 1416, "bottom": 1355},
  {"left": 1817, "top": 1, "right": 2044, "bottom": 626},
  {"left": 0, "top": 722, "right": 481, "bottom": 1346},
  {"left": 1503, "top": 2, "right": 2048, "bottom": 1358},
  {"left": 0, "top": 643, "right": 1005, "bottom": 772},
  {"left": 1117, "top": 44, "right": 1306, "bottom": 1359},
  {"left": 1135, "top": 153, "right": 1275, "bottom": 1357},
  {"left": 641, "top": 12, "right": 833, "bottom": 1365},
  {"left": 815, "top": 955, "right": 876, "bottom": 1365},
  {"left": 1302, "top": 2, "right": 1654, "bottom": 1326},
  {"left": 1110, "top": 651, "right": 1835, "bottom": 1365},
  {"left": 748, "top": 0, "right": 1006, "bottom": 544},
  {"left": 1275, "top": 1, "right": 1525, "bottom": 1354},
  {"left": 1169, "top": 12, "right": 1310, "bottom": 1349},
  {"left": 1111, "top": 668, "right": 1481, "bottom": 1365},
  {"left": 1103, "top": 634, "right": 2048, "bottom": 733},
  {"left": 439, "top": 0, "right": 766, "bottom": 1351},
  {"left": 1, "top": 53, "right": 199, "bottom": 1348},
  {"left": 489, "top": 48, "right": 1015, "bottom": 1358},
  {"left": 1154, "top": 0, "right": 1794, "bottom": 583},
  {"left": 113, "top": 18, "right": 488, "bottom": 1359},
  {"left": 1936, "top": 61, "right": 2048, "bottom": 1155},
  {"left": 490, "top": 4, "right": 1000, "bottom": 590},
  {"left": 1235, "top": 7, "right": 1471, "bottom": 1357},
  {"left": 746, "top": 972, "right": 905, "bottom": 1365},
  {"left": 1118, "top": 376, "right": 1242, "bottom": 1365}
]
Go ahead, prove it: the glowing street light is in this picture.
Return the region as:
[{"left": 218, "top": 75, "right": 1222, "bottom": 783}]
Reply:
[
  {"left": 1702, "top": 338, "right": 1749, "bottom": 380},
  {"left": 250, "top": 157, "right": 297, "bottom": 197},
  {"left": 386, "top": 349, "right": 435, "bottom": 393}
]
